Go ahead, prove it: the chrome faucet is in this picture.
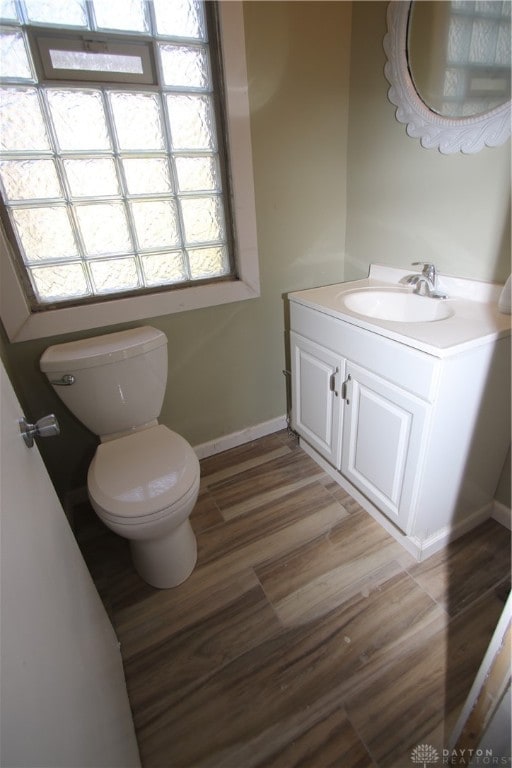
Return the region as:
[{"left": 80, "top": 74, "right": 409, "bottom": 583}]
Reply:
[{"left": 400, "top": 262, "right": 448, "bottom": 299}]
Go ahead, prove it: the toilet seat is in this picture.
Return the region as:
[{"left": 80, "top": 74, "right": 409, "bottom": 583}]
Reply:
[{"left": 88, "top": 425, "right": 200, "bottom": 525}]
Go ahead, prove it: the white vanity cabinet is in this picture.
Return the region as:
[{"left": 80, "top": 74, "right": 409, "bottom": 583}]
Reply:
[
  {"left": 289, "top": 287, "right": 511, "bottom": 559},
  {"left": 291, "top": 314, "right": 432, "bottom": 534}
]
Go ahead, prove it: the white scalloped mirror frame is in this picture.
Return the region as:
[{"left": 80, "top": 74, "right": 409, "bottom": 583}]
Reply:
[{"left": 383, "top": 1, "right": 511, "bottom": 154}]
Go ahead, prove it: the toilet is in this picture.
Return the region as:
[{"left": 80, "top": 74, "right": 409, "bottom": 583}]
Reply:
[{"left": 40, "top": 326, "right": 200, "bottom": 589}]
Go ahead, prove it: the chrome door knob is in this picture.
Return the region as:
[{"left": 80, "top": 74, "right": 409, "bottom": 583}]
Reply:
[{"left": 19, "top": 414, "right": 60, "bottom": 448}]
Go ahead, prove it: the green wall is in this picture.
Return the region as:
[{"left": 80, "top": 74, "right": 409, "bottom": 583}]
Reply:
[
  {"left": 345, "top": 2, "right": 510, "bottom": 284},
  {"left": 0, "top": 2, "right": 509, "bottom": 506},
  {"left": 0, "top": 2, "right": 352, "bottom": 498}
]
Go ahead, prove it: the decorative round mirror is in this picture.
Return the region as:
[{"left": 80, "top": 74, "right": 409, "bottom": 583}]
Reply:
[{"left": 384, "top": 1, "right": 511, "bottom": 153}]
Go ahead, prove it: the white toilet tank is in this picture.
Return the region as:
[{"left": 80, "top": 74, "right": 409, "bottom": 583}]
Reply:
[{"left": 40, "top": 327, "right": 168, "bottom": 438}]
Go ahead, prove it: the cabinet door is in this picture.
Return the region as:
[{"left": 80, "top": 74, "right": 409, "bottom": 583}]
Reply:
[
  {"left": 290, "top": 332, "right": 344, "bottom": 467},
  {"left": 341, "top": 362, "right": 428, "bottom": 532}
]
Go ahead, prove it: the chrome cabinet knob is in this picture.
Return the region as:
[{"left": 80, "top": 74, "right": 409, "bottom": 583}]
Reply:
[{"left": 19, "top": 414, "right": 60, "bottom": 448}]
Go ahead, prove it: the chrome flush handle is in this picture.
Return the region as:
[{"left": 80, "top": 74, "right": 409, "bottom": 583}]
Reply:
[{"left": 48, "top": 374, "right": 75, "bottom": 386}]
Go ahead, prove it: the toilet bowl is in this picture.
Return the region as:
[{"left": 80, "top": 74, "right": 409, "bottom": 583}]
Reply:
[
  {"left": 40, "top": 326, "right": 200, "bottom": 589},
  {"left": 89, "top": 424, "right": 200, "bottom": 588}
]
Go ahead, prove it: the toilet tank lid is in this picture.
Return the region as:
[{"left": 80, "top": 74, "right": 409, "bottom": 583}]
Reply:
[{"left": 40, "top": 326, "right": 167, "bottom": 373}]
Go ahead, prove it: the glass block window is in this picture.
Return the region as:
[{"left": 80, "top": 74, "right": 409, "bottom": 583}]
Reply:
[{"left": 0, "top": 0, "right": 234, "bottom": 309}]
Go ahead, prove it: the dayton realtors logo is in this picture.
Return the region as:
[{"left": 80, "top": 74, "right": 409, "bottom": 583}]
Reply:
[
  {"left": 410, "top": 744, "right": 512, "bottom": 766},
  {"left": 411, "top": 744, "right": 440, "bottom": 767}
]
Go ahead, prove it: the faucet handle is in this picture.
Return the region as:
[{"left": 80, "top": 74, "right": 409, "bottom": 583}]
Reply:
[{"left": 412, "top": 262, "right": 437, "bottom": 283}]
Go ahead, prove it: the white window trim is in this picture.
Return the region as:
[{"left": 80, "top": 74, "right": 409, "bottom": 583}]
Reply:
[{"left": 0, "top": 2, "right": 260, "bottom": 343}]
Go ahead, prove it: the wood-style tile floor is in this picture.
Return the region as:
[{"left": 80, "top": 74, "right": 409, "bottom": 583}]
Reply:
[{"left": 74, "top": 430, "right": 511, "bottom": 768}]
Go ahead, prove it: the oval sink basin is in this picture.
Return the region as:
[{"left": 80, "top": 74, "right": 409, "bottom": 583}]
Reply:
[{"left": 341, "top": 289, "right": 454, "bottom": 323}]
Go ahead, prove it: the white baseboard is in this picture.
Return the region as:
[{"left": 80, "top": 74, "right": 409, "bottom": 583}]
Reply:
[
  {"left": 193, "top": 415, "right": 288, "bottom": 460},
  {"left": 492, "top": 500, "right": 512, "bottom": 530},
  {"left": 409, "top": 503, "right": 494, "bottom": 561}
]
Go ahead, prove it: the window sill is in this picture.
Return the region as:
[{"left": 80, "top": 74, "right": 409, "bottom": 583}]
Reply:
[
  {"left": 1, "top": 250, "right": 259, "bottom": 342},
  {"left": 0, "top": 2, "right": 259, "bottom": 343}
]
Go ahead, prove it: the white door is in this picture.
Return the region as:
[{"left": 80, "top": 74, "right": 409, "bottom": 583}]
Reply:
[
  {"left": 291, "top": 331, "right": 344, "bottom": 467},
  {"left": 0, "top": 359, "right": 140, "bottom": 768},
  {"left": 341, "top": 361, "right": 428, "bottom": 533}
]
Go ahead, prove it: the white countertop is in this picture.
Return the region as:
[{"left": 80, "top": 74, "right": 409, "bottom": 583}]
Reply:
[{"left": 288, "top": 264, "right": 511, "bottom": 358}]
